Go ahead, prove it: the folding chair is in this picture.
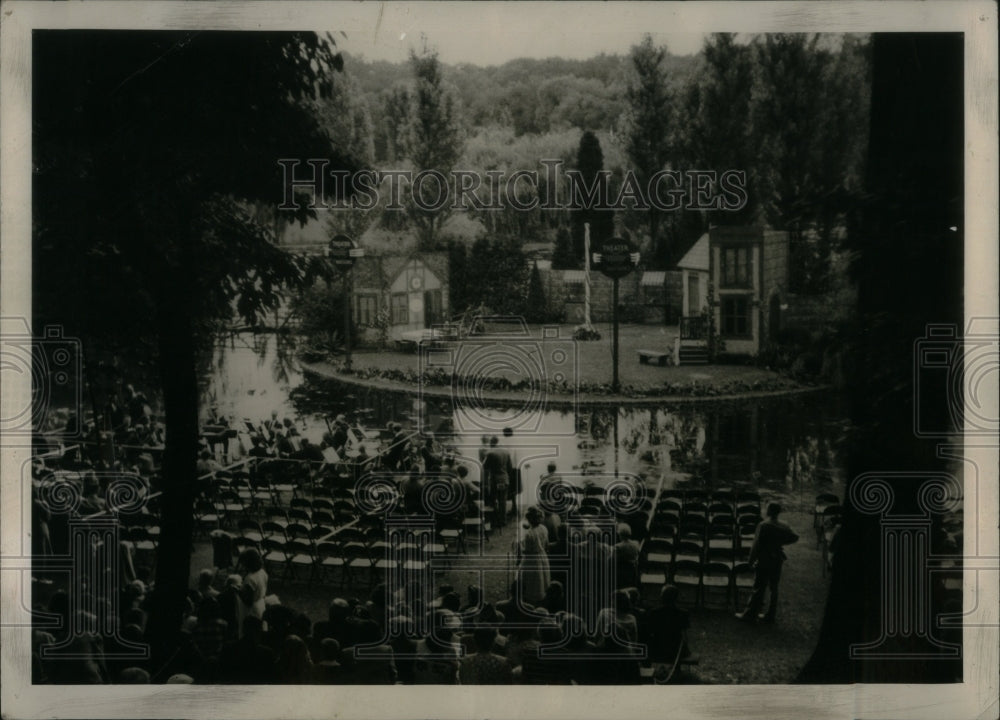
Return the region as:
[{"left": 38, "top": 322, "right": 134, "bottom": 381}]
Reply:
[
  {"left": 261, "top": 537, "right": 287, "bottom": 577},
  {"left": 238, "top": 519, "right": 265, "bottom": 545},
  {"left": 642, "top": 538, "right": 675, "bottom": 569},
  {"left": 813, "top": 493, "right": 840, "bottom": 531},
  {"left": 674, "top": 539, "right": 703, "bottom": 565},
  {"left": 316, "top": 541, "right": 348, "bottom": 586},
  {"left": 671, "top": 559, "right": 702, "bottom": 609},
  {"left": 341, "top": 541, "right": 372, "bottom": 589},
  {"left": 283, "top": 539, "right": 317, "bottom": 584},
  {"left": 733, "top": 562, "right": 756, "bottom": 610},
  {"left": 701, "top": 561, "right": 733, "bottom": 610}
]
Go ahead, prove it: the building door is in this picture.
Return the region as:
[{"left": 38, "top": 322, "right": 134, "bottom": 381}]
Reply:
[
  {"left": 424, "top": 290, "right": 442, "bottom": 328},
  {"left": 768, "top": 294, "right": 781, "bottom": 342},
  {"left": 687, "top": 274, "right": 700, "bottom": 316}
]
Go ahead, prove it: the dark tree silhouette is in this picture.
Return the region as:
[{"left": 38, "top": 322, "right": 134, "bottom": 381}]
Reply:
[
  {"left": 33, "top": 30, "right": 356, "bottom": 671},
  {"left": 798, "top": 33, "right": 963, "bottom": 684},
  {"left": 570, "top": 131, "right": 615, "bottom": 264}
]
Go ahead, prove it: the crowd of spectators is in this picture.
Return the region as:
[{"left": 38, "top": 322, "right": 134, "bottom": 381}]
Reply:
[{"left": 33, "top": 570, "right": 692, "bottom": 685}]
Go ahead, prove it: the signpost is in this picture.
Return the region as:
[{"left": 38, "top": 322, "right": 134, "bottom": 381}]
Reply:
[
  {"left": 328, "top": 234, "right": 365, "bottom": 371},
  {"left": 593, "top": 237, "right": 640, "bottom": 393}
]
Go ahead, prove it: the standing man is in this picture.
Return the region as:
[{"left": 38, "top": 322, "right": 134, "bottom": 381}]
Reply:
[
  {"left": 482, "top": 436, "right": 511, "bottom": 527},
  {"left": 736, "top": 502, "right": 799, "bottom": 623}
]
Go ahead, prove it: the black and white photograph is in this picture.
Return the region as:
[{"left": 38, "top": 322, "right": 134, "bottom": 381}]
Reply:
[{"left": 1, "top": 2, "right": 997, "bottom": 719}]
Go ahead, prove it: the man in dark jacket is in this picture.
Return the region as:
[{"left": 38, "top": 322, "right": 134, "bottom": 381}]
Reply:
[{"left": 736, "top": 502, "right": 799, "bottom": 623}]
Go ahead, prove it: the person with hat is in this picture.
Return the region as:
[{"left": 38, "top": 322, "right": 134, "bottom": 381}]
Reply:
[{"left": 735, "top": 502, "right": 799, "bottom": 623}]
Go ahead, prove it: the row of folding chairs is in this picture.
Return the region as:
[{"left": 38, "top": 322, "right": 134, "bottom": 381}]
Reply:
[
  {"left": 639, "top": 559, "right": 756, "bottom": 611},
  {"left": 646, "top": 516, "right": 760, "bottom": 548},
  {"left": 254, "top": 530, "right": 444, "bottom": 589},
  {"left": 640, "top": 537, "right": 752, "bottom": 570}
]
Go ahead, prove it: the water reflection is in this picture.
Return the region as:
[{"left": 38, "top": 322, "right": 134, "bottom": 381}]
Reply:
[{"left": 200, "top": 341, "right": 849, "bottom": 515}]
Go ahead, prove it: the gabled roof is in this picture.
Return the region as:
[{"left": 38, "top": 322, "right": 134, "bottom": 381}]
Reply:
[
  {"left": 353, "top": 252, "right": 449, "bottom": 290},
  {"left": 677, "top": 233, "right": 709, "bottom": 271}
]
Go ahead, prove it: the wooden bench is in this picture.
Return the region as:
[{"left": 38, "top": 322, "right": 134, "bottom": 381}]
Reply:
[{"left": 638, "top": 349, "right": 669, "bottom": 366}]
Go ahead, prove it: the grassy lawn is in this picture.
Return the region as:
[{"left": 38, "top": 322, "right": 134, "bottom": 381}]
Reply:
[{"left": 343, "top": 322, "right": 796, "bottom": 395}]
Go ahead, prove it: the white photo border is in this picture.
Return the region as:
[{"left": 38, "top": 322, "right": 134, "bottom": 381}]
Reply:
[{"left": 2, "top": 2, "right": 997, "bottom": 719}]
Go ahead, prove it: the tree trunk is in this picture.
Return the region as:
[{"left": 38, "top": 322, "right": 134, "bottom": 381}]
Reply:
[{"left": 146, "top": 276, "right": 200, "bottom": 675}]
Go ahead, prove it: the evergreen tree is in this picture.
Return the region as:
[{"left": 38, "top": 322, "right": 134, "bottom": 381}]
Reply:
[
  {"left": 551, "top": 225, "right": 576, "bottom": 270},
  {"left": 404, "top": 44, "right": 464, "bottom": 250},
  {"left": 447, "top": 240, "right": 470, "bottom": 312},
  {"left": 625, "top": 35, "right": 672, "bottom": 249},
  {"left": 525, "top": 260, "right": 548, "bottom": 323},
  {"left": 570, "top": 131, "right": 615, "bottom": 264}
]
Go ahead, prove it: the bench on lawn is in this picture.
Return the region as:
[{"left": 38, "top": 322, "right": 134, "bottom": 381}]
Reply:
[{"left": 638, "top": 349, "right": 670, "bottom": 366}]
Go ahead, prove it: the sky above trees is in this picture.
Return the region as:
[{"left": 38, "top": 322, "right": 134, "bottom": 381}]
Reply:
[{"left": 330, "top": 3, "right": 709, "bottom": 65}]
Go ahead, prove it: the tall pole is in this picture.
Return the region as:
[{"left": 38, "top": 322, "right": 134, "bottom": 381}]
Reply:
[
  {"left": 583, "top": 222, "right": 592, "bottom": 331},
  {"left": 343, "top": 270, "right": 353, "bottom": 371},
  {"left": 612, "top": 277, "right": 620, "bottom": 393}
]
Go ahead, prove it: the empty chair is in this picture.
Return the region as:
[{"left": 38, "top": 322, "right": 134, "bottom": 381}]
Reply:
[
  {"left": 735, "top": 545, "right": 752, "bottom": 564},
  {"left": 733, "top": 562, "right": 756, "bottom": 609},
  {"left": 683, "top": 501, "right": 708, "bottom": 521},
  {"left": 679, "top": 517, "right": 707, "bottom": 539},
  {"left": 437, "top": 517, "right": 465, "bottom": 555},
  {"left": 674, "top": 539, "right": 703, "bottom": 565},
  {"left": 238, "top": 519, "right": 265, "bottom": 544},
  {"left": 216, "top": 489, "right": 246, "bottom": 525},
  {"left": 341, "top": 541, "right": 372, "bottom": 589},
  {"left": 642, "top": 538, "right": 675, "bottom": 568},
  {"left": 283, "top": 539, "right": 316, "bottom": 584},
  {"left": 195, "top": 499, "right": 221, "bottom": 536},
  {"left": 316, "top": 541, "right": 347, "bottom": 586},
  {"left": 707, "top": 529, "right": 736, "bottom": 553},
  {"left": 709, "top": 513, "right": 736, "bottom": 531},
  {"left": 288, "top": 507, "right": 312, "bottom": 526},
  {"left": 707, "top": 502, "right": 733, "bottom": 521},
  {"left": 813, "top": 493, "right": 840, "bottom": 529},
  {"left": 639, "top": 563, "right": 669, "bottom": 606},
  {"left": 310, "top": 525, "right": 333, "bottom": 544},
  {"left": 311, "top": 510, "right": 336, "bottom": 527},
  {"left": 736, "top": 502, "right": 761, "bottom": 518},
  {"left": 261, "top": 537, "right": 286, "bottom": 576},
  {"left": 285, "top": 522, "right": 312, "bottom": 541},
  {"left": 311, "top": 497, "right": 336, "bottom": 514},
  {"left": 337, "top": 527, "right": 366, "bottom": 545},
  {"left": 264, "top": 506, "right": 290, "bottom": 529},
  {"left": 671, "top": 559, "right": 702, "bottom": 608},
  {"left": 261, "top": 520, "right": 287, "bottom": 542},
  {"left": 711, "top": 488, "right": 735, "bottom": 503},
  {"left": 657, "top": 498, "right": 683, "bottom": 514},
  {"left": 660, "top": 489, "right": 685, "bottom": 502},
  {"left": 701, "top": 561, "right": 733, "bottom": 610},
  {"left": 685, "top": 490, "right": 708, "bottom": 504},
  {"left": 707, "top": 546, "right": 736, "bottom": 570}
]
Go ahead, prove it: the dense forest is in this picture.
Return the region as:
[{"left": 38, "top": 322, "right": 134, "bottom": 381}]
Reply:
[{"left": 297, "top": 33, "right": 871, "bottom": 315}]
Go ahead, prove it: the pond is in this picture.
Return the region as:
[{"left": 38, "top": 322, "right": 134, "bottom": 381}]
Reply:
[{"left": 201, "top": 337, "right": 851, "bottom": 514}]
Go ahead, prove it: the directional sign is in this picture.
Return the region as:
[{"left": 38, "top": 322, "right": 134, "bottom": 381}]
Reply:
[
  {"left": 328, "top": 234, "right": 360, "bottom": 268},
  {"left": 595, "top": 237, "right": 639, "bottom": 279}
]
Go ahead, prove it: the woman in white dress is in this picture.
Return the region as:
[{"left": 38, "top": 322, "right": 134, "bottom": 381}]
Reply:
[
  {"left": 236, "top": 548, "right": 268, "bottom": 637},
  {"left": 518, "top": 507, "right": 551, "bottom": 606}
]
